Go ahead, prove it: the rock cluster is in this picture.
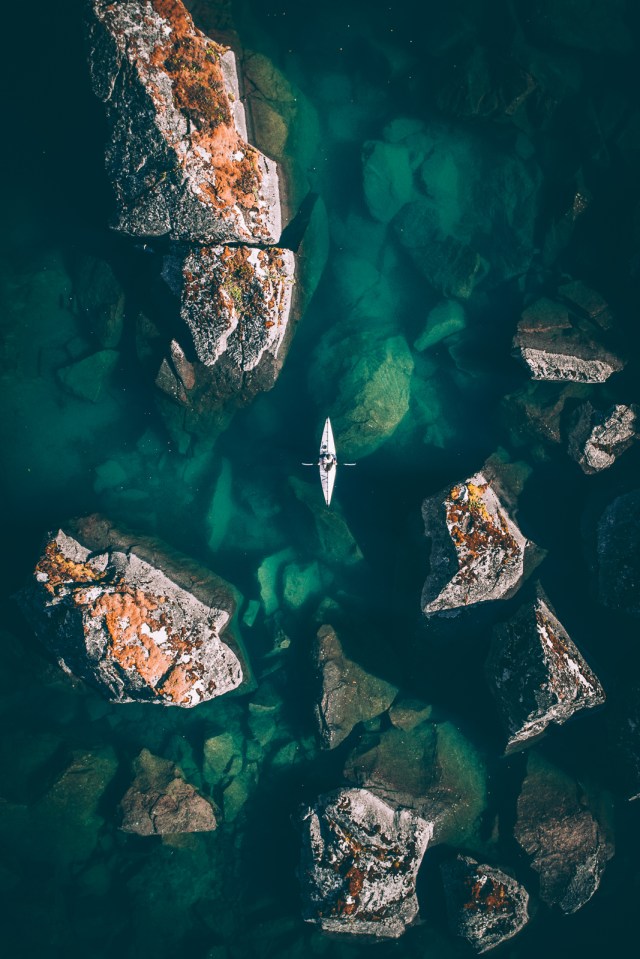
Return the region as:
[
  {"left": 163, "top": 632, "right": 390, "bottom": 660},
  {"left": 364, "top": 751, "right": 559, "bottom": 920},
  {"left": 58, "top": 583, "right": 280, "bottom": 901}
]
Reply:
[
  {"left": 18, "top": 515, "right": 246, "bottom": 706},
  {"left": 87, "top": 0, "right": 297, "bottom": 430},
  {"left": 487, "top": 592, "right": 605, "bottom": 753},
  {"left": 421, "top": 471, "right": 539, "bottom": 616},
  {"left": 299, "top": 787, "right": 432, "bottom": 938}
]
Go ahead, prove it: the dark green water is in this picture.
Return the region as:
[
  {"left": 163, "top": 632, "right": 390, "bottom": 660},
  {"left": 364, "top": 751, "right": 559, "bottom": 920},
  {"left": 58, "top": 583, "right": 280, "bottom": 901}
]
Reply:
[{"left": 2, "top": 0, "right": 640, "bottom": 956}]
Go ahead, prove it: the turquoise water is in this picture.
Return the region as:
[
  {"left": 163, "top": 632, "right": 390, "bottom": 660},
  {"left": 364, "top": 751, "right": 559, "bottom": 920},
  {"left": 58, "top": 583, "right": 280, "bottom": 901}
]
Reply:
[{"left": 1, "top": 0, "right": 640, "bottom": 956}]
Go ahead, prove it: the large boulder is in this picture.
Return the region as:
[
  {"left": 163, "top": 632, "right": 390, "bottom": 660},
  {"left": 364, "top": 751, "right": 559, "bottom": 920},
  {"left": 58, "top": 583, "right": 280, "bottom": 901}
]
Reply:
[
  {"left": 343, "top": 719, "right": 487, "bottom": 846},
  {"left": 298, "top": 787, "right": 432, "bottom": 939},
  {"left": 512, "top": 294, "right": 624, "bottom": 383},
  {"left": 18, "top": 515, "right": 249, "bottom": 706},
  {"left": 421, "top": 471, "right": 540, "bottom": 617},
  {"left": 595, "top": 491, "right": 640, "bottom": 618},
  {"left": 486, "top": 591, "right": 605, "bottom": 753},
  {"left": 514, "top": 752, "right": 614, "bottom": 914},
  {"left": 87, "top": 0, "right": 281, "bottom": 243},
  {"left": 313, "top": 625, "right": 398, "bottom": 749},
  {"left": 441, "top": 855, "right": 530, "bottom": 953},
  {"left": 180, "top": 245, "right": 295, "bottom": 390},
  {"left": 568, "top": 403, "right": 638, "bottom": 474},
  {"left": 120, "top": 748, "right": 217, "bottom": 834}
]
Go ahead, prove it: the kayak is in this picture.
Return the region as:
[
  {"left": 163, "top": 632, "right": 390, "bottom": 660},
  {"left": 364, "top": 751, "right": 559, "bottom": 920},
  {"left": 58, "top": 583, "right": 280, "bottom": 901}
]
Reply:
[{"left": 319, "top": 417, "right": 337, "bottom": 506}]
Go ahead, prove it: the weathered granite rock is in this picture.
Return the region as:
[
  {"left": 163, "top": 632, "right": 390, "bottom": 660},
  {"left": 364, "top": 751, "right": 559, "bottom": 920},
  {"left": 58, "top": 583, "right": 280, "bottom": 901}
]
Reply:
[
  {"left": 313, "top": 625, "right": 398, "bottom": 749},
  {"left": 343, "top": 720, "right": 487, "bottom": 846},
  {"left": 18, "top": 515, "right": 248, "bottom": 706},
  {"left": 181, "top": 244, "right": 295, "bottom": 379},
  {"left": 120, "top": 748, "right": 217, "bottom": 834},
  {"left": 514, "top": 752, "right": 614, "bottom": 913},
  {"left": 441, "top": 855, "right": 530, "bottom": 953},
  {"left": 421, "top": 471, "right": 540, "bottom": 617},
  {"left": 88, "top": 0, "right": 281, "bottom": 243},
  {"left": 513, "top": 294, "right": 624, "bottom": 383},
  {"left": 595, "top": 491, "right": 640, "bottom": 618},
  {"left": 487, "top": 591, "right": 605, "bottom": 753},
  {"left": 299, "top": 787, "right": 432, "bottom": 939},
  {"left": 568, "top": 403, "right": 638, "bottom": 474}
]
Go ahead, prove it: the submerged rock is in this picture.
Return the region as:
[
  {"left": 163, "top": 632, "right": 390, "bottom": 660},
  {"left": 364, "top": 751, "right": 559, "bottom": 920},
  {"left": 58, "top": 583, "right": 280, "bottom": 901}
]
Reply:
[
  {"left": 88, "top": 0, "right": 281, "bottom": 243},
  {"left": 568, "top": 403, "right": 638, "bottom": 474},
  {"left": 289, "top": 476, "right": 363, "bottom": 567},
  {"left": 595, "top": 491, "right": 640, "bottom": 618},
  {"left": 514, "top": 752, "right": 614, "bottom": 913},
  {"left": 421, "top": 471, "right": 540, "bottom": 617},
  {"left": 487, "top": 591, "right": 605, "bottom": 753},
  {"left": 441, "top": 855, "right": 530, "bottom": 953},
  {"left": 120, "top": 748, "right": 217, "bottom": 834},
  {"left": 503, "top": 381, "right": 591, "bottom": 452},
  {"left": 313, "top": 625, "right": 398, "bottom": 749},
  {"left": 181, "top": 244, "right": 295, "bottom": 385},
  {"left": 343, "top": 720, "right": 487, "bottom": 846},
  {"left": 513, "top": 294, "right": 624, "bottom": 383},
  {"left": 299, "top": 787, "right": 432, "bottom": 939},
  {"left": 57, "top": 349, "right": 119, "bottom": 403},
  {"left": 18, "top": 515, "right": 248, "bottom": 706},
  {"left": 414, "top": 299, "right": 466, "bottom": 352},
  {"left": 70, "top": 254, "right": 126, "bottom": 348}
]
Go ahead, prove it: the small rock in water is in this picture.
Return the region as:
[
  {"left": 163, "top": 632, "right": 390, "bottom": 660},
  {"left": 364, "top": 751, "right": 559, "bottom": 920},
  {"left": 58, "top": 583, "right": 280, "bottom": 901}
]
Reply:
[
  {"left": 514, "top": 751, "right": 614, "bottom": 914},
  {"left": 313, "top": 625, "right": 398, "bottom": 749},
  {"left": 298, "top": 787, "right": 432, "bottom": 939},
  {"left": 283, "top": 561, "right": 325, "bottom": 610},
  {"left": 362, "top": 140, "right": 414, "bottom": 223},
  {"left": 486, "top": 589, "right": 605, "bottom": 753},
  {"left": 414, "top": 299, "right": 466, "bottom": 351},
  {"left": 57, "top": 349, "right": 119, "bottom": 403},
  {"left": 568, "top": 403, "right": 638, "bottom": 474},
  {"left": 18, "top": 515, "right": 248, "bottom": 706},
  {"left": 421, "top": 470, "right": 540, "bottom": 617},
  {"left": 441, "top": 855, "right": 530, "bottom": 953},
  {"left": 120, "top": 748, "right": 217, "bottom": 835}
]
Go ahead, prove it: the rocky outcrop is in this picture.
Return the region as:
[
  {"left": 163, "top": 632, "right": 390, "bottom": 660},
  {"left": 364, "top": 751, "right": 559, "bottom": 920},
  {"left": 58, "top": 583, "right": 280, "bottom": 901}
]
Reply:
[
  {"left": 87, "top": 0, "right": 281, "bottom": 244},
  {"left": 18, "top": 515, "right": 248, "bottom": 706},
  {"left": 343, "top": 720, "right": 487, "bottom": 846},
  {"left": 441, "top": 855, "right": 530, "bottom": 953},
  {"left": 299, "top": 787, "right": 432, "bottom": 939},
  {"left": 512, "top": 292, "right": 624, "bottom": 383},
  {"left": 568, "top": 403, "right": 638, "bottom": 474},
  {"left": 120, "top": 748, "right": 217, "bottom": 834},
  {"left": 514, "top": 752, "right": 614, "bottom": 914},
  {"left": 595, "top": 491, "right": 640, "bottom": 618},
  {"left": 487, "top": 591, "right": 605, "bottom": 753},
  {"left": 181, "top": 244, "right": 295, "bottom": 376},
  {"left": 313, "top": 625, "right": 398, "bottom": 749},
  {"left": 421, "top": 471, "right": 540, "bottom": 617}
]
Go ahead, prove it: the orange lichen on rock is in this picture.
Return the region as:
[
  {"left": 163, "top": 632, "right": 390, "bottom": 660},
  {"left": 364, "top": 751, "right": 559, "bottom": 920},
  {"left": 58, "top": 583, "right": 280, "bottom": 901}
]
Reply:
[
  {"left": 463, "top": 873, "right": 512, "bottom": 914},
  {"left": 36, "top": 540, "right": 101, "bottom": 595},
  {"left": 446, "top": 481, "right": 519, "bottom": 585},
  {"left": 90, "top": 587, "right": 176, "bottom": 689}
]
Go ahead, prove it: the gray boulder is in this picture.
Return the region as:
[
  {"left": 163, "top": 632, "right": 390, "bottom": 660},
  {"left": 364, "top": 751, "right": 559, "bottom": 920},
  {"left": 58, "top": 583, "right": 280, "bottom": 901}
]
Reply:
[
  {"left": 513, "top": 294, "right": 624, "bottom": 383},
  {"left": 487, "top": 591, "right": 605, "bottom": 754},
  {"left": 514, "top": 752, "right": 614, "bottom": 913},
  {"left": 441, "top": 855, "right": 530, "bottom": 953},
  {"left": 299, "top": 787, "right": 432, "bottom": 939},
  {"left": 568, "top": 403, "right": 638, "bottom": 474},
  {"left": 18, "top": 514, "right": 249, "bottom": 706},
  {"left": 120, "top": 748, "right": 217, "bottom": 834},
  {"left": 180, "top": 244, "right": 296, "bottom": 386},
  {"left": 421, "top": 471, "right": 540, "bottom": 617},
  {"left": 87, "top": 0, "right": 281, "bottom": 243},
  {"left": 313, "top": 625, "right": 398, "bottom": 749}
]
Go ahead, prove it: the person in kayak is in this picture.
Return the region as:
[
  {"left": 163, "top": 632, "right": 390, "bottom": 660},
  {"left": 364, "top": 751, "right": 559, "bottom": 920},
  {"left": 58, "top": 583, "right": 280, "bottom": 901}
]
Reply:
[{"left": 320, "top": 451, "right": 336, "bottom": 471}]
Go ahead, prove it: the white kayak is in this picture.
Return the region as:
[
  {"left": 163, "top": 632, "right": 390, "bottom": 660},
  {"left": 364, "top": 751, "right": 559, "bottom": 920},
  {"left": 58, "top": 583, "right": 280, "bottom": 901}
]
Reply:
[{"left": 319, "top": 417, "right": 337, "bottom": 506}]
